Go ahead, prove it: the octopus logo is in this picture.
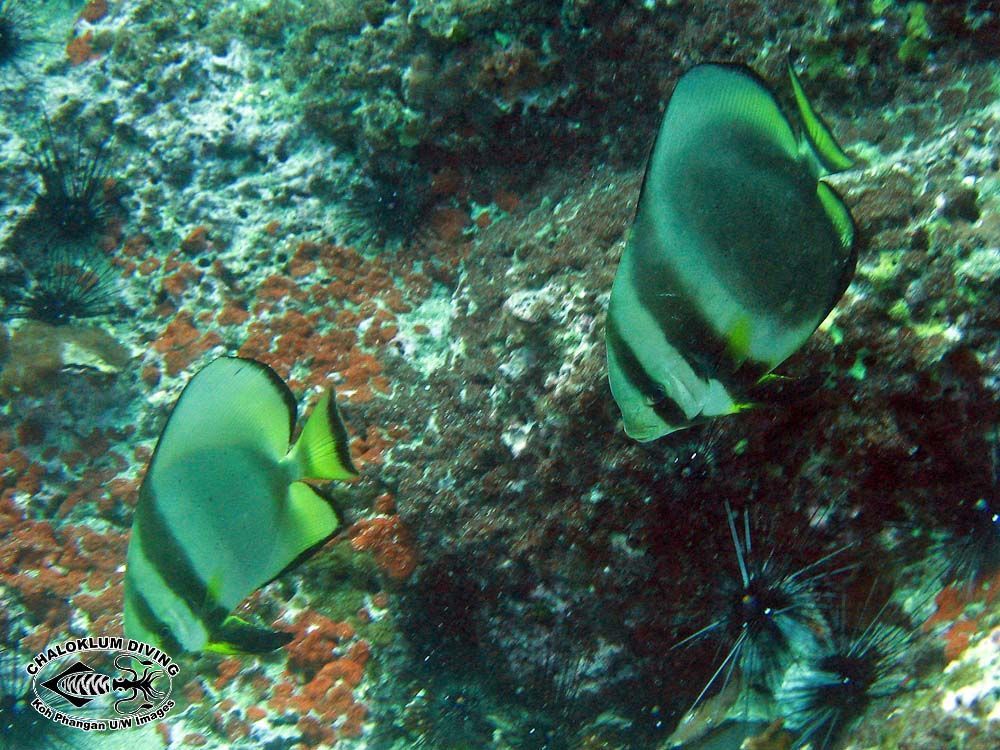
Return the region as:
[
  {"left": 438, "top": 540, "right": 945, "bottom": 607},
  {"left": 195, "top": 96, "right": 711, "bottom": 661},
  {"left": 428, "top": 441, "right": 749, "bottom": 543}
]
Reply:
[{"left": 26, "top": 637, "right": 178, "bottom": 731}]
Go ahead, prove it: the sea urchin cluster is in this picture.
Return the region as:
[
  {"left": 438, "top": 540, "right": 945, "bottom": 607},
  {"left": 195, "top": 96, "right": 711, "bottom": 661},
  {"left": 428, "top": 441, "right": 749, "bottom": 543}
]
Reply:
[
  {"left": 1, "top": 117, "right": 122, "bottom": 327},
  {"left": 674, "top": 505, "right": 843, "bottom": 708}
]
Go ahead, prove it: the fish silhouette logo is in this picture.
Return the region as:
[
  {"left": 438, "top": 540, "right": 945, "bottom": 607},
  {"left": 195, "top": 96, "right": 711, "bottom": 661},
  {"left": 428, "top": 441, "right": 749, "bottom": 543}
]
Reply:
[
  {"left": 39, "top": 655, "right": 166, "bottom": 714},
  {"left": 26, "top": 637, "right": 179, "bottom": 731}
]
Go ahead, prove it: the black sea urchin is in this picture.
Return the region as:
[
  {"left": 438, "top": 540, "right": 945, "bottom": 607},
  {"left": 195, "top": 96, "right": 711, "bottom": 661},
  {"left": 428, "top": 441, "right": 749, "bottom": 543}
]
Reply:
[
  {"left": 675, "top": 504, "right": 848, "bottom": 709},
  {"left": 937, "top": 493, "right": 1000, "bottom": 589},
  {"left": 0, "top": 1, "right": 33, "bottom": 74},
  {"left": 778, "top": 605, "right": 913, "bottom": 750},
  {"left": 3, "top": 244, "right": 119, "bottom": 324},
  {"left": 938, "top": 434, "right": 1000, "bottom": 587},
  {"left": 399, "top": 684, "right": 494, "bottom": 750},
  {"left": 340, "top": 166, "right": 432, "bottom": 248},
  {"left": 30, "top": 122, "right": 113, "bottom": 243}
]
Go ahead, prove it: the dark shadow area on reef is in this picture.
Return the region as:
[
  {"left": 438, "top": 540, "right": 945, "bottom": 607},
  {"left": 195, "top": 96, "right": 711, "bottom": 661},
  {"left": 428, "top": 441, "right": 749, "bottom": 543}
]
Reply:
[{"left": 390, "top": 549, "right": 666, "bottom": 748}]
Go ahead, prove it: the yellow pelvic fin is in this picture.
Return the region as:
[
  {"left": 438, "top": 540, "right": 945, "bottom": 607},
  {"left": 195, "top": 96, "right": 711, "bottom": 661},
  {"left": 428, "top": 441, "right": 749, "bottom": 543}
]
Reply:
[
  {"left": 205, "top": 615, "right": 293, "bottom": 655},
  {"left": 724, "top": 315, "right": 753, "bottom": 366}
]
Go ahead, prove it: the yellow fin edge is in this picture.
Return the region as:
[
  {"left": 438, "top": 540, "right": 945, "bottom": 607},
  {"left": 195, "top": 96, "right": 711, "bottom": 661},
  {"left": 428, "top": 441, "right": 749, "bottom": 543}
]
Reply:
[
  {"left": 293, "top": 390, "right": 359, "bottom": 481},
  {"left": 816, "top": 182, "right": 856, "bottom": 250},
  {"left": 787, "top": 59, "right": 854, "bottom": 174}
]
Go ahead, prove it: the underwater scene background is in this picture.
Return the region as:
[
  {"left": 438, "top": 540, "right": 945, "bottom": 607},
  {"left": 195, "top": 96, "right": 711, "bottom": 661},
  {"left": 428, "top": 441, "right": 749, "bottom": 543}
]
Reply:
[{"left": 1, "top": 1, "right": 999, "bottom": 749}]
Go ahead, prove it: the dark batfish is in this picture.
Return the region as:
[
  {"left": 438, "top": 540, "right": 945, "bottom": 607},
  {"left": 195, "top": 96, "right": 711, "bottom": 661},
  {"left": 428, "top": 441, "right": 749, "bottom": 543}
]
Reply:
[{"left": 606, "top": 62, "right": 857, "bottom": 441}]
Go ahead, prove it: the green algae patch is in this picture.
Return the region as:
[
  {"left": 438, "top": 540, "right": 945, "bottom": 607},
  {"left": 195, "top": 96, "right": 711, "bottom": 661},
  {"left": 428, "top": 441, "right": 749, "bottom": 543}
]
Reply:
[
  {"left": 911, "top": 319, "right": 952, "bottom": 340},
  {"left": 360, "top": 618, "right": 397, "bottom": 649},
  {"left": 888, "top": 299, "right": 910, "bottom": 322},
  {"left": 859, "top": 248, "right": 907, "bottom": 287},
  {"left": 847, "top": 352, "right": 869, "bottom": 381},
  {"left": 899, "top": 2, "right": 932, "bottom": 66}
]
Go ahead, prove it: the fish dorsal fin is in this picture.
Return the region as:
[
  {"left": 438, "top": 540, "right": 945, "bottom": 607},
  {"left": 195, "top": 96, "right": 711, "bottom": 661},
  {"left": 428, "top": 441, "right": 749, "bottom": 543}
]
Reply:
[
  {"left": 787, "top": 59, "right": 854, "bottom": 175},
  {"left": 152, "top": 357, "right": 296, "bottom": 473},
  {"left": 645, "top": 64, "right": 799, "bottom": 201},
  {"left": 815, "top": 181, "right": 859, "bottom": 307},
  {"left": 289, "top": 390, "right": 359, "bottom": 481}
]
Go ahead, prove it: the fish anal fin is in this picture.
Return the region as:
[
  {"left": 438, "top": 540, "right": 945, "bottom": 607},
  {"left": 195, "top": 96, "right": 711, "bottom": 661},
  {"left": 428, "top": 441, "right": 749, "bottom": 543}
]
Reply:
[
  {"left": 787, "top": 58, "right": 854, "bottom": 175},
  {"left": 206, "top": 615, "right": 292, "bottom": 655},
  {"left": 286, "top": 481, "right": 340, "bottom": 542},
  {"left": 291, "top": 390, "right": 359, "bottom": 482}
]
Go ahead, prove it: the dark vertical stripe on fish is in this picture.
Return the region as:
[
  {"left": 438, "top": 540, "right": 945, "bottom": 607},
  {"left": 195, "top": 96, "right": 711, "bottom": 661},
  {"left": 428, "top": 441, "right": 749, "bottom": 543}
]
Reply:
[
  {"left": 607, "top": 317, "right": 690, "bottom": 426},
  {"left": 126, "top": 586, "right": 186, "bottom": 656},
  {"left": 134, "top": 486, "right": 230, "bottom": 631}
]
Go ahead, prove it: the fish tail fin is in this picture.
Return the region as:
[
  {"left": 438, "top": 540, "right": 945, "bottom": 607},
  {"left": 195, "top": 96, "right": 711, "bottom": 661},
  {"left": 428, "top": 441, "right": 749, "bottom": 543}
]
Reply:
[
  {"left": 290, "top": 390, "right": 359, "bottom": 481},
  {"left": 787, "top": 57, "right": 854, "bottom": 175}
]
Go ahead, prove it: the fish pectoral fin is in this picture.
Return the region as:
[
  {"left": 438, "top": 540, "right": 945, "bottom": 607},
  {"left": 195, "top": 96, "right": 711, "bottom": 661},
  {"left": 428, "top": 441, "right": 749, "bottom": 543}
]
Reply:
[
  {"left": 291, "top": 390, "right": 359, "bottom": 481},
  {"left": 206, "top": 615, "right": 292, "bottom": 655},
  {"left": 787, "top": 58, "right": 854, "bottom": 175}
]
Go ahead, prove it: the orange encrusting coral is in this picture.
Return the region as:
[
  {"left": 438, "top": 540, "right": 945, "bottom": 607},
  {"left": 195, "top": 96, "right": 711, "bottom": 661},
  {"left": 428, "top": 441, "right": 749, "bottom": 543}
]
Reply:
[
  {"left": 180, "top": 226, "right": 212, "bottom": 254},
  {"left": 80, "top": 0, "right": 109, "bottom": 23},
  {"left": 0, "top": 479, "right": 128, "bottom": 646},
  {"left": 285, "top": 611, "right": 357, "bottom": 675},
  {"left": 153, "top": 312, "right": 223, "bottom": 376},
  {"left": 924, "top": 574, "right": 1000, "bottom": 662},
  {"left": 349, "top": 515, "right": 418, "bottom": 582},
  {"left": 270, "top": 611, "right": 371, "bottom": 741},
  {"left": 161, "top": 260, "right": 204, "bottom": 300},
  {"left": 170, "top": 609, "right": 371, "bottom": 747},
  {"left": 66, "top": 32, "right": 101, "bottom": 65}
]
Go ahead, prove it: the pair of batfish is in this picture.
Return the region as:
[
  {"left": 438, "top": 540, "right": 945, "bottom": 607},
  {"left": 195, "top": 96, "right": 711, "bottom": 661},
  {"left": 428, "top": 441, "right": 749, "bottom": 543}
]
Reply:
[{"left": 123, "top": 61, "right": 858, "bottom": 654}]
